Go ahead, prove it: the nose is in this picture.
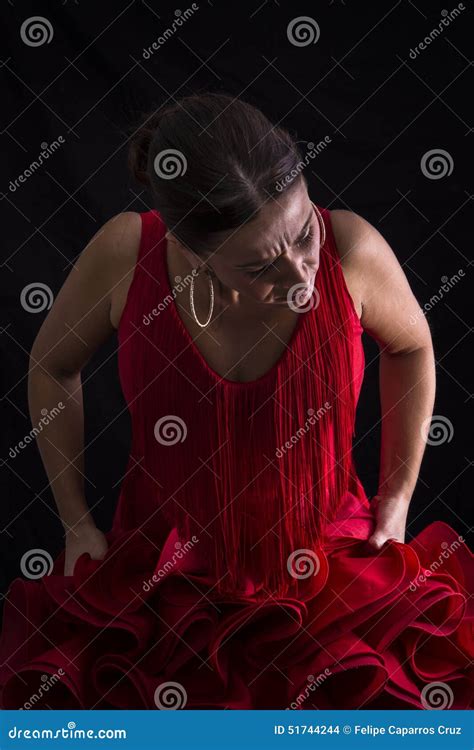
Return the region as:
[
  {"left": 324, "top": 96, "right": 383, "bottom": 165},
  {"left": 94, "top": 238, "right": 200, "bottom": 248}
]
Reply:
[{"left": 279, "top": 254, "right": 317, "bottom": 289}]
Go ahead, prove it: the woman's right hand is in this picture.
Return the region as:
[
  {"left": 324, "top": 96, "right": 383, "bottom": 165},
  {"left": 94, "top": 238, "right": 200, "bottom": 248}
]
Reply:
[{"left": 64, "top": 523, "right": 109, "bottom": 576}]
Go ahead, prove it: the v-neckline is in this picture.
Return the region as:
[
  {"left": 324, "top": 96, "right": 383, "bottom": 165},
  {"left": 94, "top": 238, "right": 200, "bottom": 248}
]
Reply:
[{"left": 160, "top": 226, "right": 310, "bottom": 387}]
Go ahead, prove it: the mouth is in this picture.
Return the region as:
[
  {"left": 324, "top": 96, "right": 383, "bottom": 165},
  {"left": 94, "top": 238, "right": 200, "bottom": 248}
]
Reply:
[{"left": 281, "top": 279, "right": 316, "bottom": 304}]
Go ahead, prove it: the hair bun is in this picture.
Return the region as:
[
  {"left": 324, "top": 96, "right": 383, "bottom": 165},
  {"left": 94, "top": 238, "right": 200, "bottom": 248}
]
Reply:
[
  {"left": 127, "top": 111, "right": 162, "bottom": 187},
  {"left": 126, "top": 92, "right": 306, "bottom": 256}
]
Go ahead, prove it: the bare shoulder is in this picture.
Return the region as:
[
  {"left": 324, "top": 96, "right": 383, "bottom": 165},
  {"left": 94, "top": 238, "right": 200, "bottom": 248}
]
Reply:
[
  {"left": 96, "top": 211, "right": 142, "bottom": 273},
  {"left": 327, "top": 208, "right": 432, "bottom": 353},
  {"left": 327, "top": 209, "right": 366, "bottom": 261},
  {"left": 99, "top": 211, "right": 143, "bottom": 329},
  {"left": 77, "top": 209, "right": 143, "bottom": 330},
  {"left": 30, "top": 211, "right": 143, "bottom": 378}
]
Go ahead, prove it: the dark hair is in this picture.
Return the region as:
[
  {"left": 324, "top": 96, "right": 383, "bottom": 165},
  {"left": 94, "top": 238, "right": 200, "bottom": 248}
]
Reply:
[{"left": 127, "top": 91, "right": 307, "bottom": 255}]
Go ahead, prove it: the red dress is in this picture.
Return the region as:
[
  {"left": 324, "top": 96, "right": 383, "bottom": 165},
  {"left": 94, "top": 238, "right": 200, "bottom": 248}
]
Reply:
[{"left": 0, "top": 205, "right": 472, "bottom": 710}]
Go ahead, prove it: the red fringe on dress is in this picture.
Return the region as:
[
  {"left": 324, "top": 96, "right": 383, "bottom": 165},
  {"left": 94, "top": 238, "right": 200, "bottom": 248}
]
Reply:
[
  {"left": 117, "top": 204, "right": 360, "bottom": 598},
  {"left": 201, "top": 210, "right": 359, "bottom": 596}
]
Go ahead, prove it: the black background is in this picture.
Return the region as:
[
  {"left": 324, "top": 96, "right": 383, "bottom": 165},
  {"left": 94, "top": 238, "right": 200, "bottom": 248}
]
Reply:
[{"left": 1, "top": 0, "right": 472, "bottom": 603}]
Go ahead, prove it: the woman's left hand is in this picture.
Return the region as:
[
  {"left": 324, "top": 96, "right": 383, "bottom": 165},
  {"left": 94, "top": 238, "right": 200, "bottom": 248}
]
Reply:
[{"left": 365, "top": 493, "right": 411, "bottom": 552}]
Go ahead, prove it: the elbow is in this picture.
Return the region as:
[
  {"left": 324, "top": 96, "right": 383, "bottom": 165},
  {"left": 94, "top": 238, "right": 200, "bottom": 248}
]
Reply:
[{"left": 28, "top": 342, "right": 80, "bottom": 382}]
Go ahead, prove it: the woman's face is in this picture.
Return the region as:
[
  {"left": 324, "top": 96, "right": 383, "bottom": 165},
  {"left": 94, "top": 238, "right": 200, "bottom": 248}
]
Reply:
[{"left": 180, "top": 181, "right": 322, "bottom": 309}]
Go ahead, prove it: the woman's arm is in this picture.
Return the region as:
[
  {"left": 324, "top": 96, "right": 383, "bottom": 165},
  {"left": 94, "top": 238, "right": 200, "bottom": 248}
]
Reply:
[
  {"left": 331, "top": 209, "right": 435, "bottom": 550},
  {"left": 28, "top": 210, "right": 141, "bottom": 572}
]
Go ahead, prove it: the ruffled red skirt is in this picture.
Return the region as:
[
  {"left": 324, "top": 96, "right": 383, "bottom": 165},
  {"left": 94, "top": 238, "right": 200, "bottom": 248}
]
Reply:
[{"left": 0, "top": 492, "right": 472, "bottom": 710}]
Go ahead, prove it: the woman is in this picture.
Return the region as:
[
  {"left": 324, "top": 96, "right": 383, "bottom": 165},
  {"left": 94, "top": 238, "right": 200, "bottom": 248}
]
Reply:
[{"left": 0, "top": 92, "right": 472, "bottom": 710}]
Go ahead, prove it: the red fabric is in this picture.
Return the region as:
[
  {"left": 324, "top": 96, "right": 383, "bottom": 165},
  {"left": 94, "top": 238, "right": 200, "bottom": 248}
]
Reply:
[
  {"left": 115, "top": 204, "right": 365, "bottom": 596},
  {"left": 0, "top": 206, "right": 472, "bottom": 709}
]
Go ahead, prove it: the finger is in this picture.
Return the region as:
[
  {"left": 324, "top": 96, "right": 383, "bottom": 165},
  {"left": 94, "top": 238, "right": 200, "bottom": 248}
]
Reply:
[
  {"left": 384, "top": 535, "right": 404, "bottom": 544},
  {"left": 365, "top": 532, "right": 387, "bottom": 551}
]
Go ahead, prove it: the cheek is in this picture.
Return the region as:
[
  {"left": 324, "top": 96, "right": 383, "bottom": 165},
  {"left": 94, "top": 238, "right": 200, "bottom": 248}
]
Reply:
[
  {"left": 222, "top": 269, "right": 274, "bottom": 297},
  {"left": 244, "top": 276, "right": 275, "bottom": 297}
]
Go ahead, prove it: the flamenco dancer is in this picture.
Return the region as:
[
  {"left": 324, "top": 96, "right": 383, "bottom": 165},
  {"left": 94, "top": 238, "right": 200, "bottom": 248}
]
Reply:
[{"left": 1, "top": 93, "right": 472, "bottom": 710}]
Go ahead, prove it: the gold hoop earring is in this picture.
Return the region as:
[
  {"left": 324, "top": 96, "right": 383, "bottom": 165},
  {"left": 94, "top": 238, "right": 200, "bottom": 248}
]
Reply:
[
  {"left": 311, "top": 202, "right": 326, "bottom": 249},
  {"left": 190, "top": 267, "right": 215, "bottom": 328}
]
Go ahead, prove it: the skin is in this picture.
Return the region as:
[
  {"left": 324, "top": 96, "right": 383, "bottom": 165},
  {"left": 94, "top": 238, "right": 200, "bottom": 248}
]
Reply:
[
  {"left": 28, "top": 180, "right": 434, "bottom": 575},
  {"left": 161, "top": 182, "right": 323, "bottom": 382}
]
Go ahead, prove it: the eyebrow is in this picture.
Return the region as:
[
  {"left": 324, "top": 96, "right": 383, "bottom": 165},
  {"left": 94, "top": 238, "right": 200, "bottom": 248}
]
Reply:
[{"left": 235, "top": 208, "right": 314, "bottom": 269}]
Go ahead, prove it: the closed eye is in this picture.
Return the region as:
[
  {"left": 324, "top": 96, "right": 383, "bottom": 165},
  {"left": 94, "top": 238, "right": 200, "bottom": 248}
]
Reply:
[
  {"left": 245, "top": 228, "right": 315, "bottom": 276},
  {"left": 296, "top": 228, "right": 314, "bottom": 248}
]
